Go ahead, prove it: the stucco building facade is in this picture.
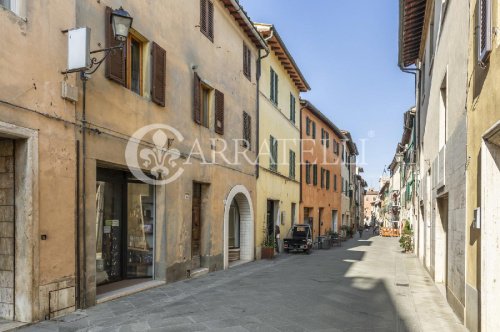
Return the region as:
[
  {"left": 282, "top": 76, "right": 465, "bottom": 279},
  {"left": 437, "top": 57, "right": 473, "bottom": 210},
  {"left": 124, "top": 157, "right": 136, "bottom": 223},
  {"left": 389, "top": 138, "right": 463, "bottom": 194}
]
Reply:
[
  {"left": 253, "top": 24, "right": 309, "bottom": 258},
  {"left": 0, "top": 0, "right": 267, "bottom": 322},
  {"left": 465, "top": 0, "right": 500, "bottom": 330},
  {"left": 400, "top": 0, "right": 470, "bottom": 324},
  {"left": 299, "top": 100, "right": 344, "bottom": 238}
]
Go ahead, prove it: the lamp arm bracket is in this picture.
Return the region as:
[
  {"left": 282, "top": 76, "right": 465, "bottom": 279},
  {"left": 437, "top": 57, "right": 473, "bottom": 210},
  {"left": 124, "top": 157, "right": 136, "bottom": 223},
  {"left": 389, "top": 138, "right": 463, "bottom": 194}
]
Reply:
[{"left": 60, "top": 44, "right": 124, "bottom": 76}]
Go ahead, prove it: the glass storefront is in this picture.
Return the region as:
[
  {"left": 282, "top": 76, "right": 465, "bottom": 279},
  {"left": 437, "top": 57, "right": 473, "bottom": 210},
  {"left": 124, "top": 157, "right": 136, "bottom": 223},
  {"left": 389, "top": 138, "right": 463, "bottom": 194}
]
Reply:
[{"left": 95, "top": 168, "right": 155, "bottom": 288}]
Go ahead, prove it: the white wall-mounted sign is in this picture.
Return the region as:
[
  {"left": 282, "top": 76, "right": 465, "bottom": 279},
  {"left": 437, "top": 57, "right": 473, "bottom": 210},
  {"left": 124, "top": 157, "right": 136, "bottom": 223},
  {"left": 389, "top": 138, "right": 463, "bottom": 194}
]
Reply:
[{"left": 67, "top": 27, "right": 90, "bottom": 72}]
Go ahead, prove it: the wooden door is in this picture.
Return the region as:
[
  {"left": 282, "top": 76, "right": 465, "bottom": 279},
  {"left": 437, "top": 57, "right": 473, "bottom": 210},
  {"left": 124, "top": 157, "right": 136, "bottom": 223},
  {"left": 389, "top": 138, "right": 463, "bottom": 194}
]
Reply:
[{"left": 191, "top": 183, "right": 202, "bottom": 268}]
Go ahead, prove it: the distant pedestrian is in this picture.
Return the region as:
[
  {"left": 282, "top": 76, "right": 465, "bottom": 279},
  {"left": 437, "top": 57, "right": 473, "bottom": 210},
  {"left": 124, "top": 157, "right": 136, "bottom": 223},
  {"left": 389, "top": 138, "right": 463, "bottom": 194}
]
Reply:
[
  {"left": 275, "top": 225, "right": 280, "bottom": 253},
  {"left": 358, "top": 225, "right": 363, "bottom": 238}
]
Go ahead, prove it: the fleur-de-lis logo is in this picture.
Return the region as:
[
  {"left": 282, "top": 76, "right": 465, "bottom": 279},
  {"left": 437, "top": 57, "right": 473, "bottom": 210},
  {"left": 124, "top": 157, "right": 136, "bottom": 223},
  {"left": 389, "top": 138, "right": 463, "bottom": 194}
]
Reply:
[
  {"left": 139, "top": 130, "right": 180, "bottom": 179},
  {"left": 125, "top": 124, "right": 185, "bottom": 185}
]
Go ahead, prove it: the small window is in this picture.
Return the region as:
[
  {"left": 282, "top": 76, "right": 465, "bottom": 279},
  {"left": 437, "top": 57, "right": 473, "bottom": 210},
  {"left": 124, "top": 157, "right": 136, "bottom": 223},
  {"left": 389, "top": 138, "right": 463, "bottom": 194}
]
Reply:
[
  {"left": 305, "top": 161, "right": 311, "bottom": 184},
  {"left": 200, "top": 0, "right": 214, "bottom": 41},
  {"left": 313, "top": 164, "right": 318, "bottom": 186},
  {"left": 270, "top": 67, "right": 279, "bottom": 105},
  {"left": 306, "top": 117, "right": 311, "bottom": 136},
  {"left": 312, "top": 122, "right": 316, "bottom": 139},
  {"left": 290, "top": 94, "right": 296, "bottom": 123},
  {"left": 326, "top": 170, "right": 330, "bottom": 190},
  {"left": 200, "top": 85, "right": 211, "bottom": 128},
  {"left": 243, "top": 43, "right": 251, "bottom": 80},
  {"left": 128, "top": 35, "right": 143, "bottom": 95},
  {"left": 243, "top": 111, "right": 252, "bottom": 149},
  {"left": 270, "top": 135, "right": 278, "bottom": 172},
  {"left": 478, "top": 0, "right": 492, "bottom": 63},
  {"left": 320, "top": 168, "right": 325, "bottom": 188},
  {"left": 334, "top": 174, "right": 337, "bottom": 191},
  {"left": 289, "top": 150, "right": 296, "bottom": 180}
]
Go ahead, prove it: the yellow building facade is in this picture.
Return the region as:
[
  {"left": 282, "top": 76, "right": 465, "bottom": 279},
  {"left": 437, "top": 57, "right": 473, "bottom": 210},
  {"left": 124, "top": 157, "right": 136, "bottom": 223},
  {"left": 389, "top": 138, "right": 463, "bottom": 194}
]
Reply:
[
  {"left": 465, "top": 1, "right": 500, "bottom": 331},
  {"left": 254, "top": 24, "right": 310, "bottom": 258}
]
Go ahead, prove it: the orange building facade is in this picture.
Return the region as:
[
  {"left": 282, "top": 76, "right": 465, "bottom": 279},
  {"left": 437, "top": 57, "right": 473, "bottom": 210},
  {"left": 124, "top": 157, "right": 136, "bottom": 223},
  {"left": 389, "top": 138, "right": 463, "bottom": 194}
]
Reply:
[{"left": 300, "top": 100, "right": 344, "bottom": 239}]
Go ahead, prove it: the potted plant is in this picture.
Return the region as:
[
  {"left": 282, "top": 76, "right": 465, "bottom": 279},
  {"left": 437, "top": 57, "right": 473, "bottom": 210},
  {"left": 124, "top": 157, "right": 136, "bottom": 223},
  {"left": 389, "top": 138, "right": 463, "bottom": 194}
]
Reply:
[
  {"left": 261, "top": 234, "right": 275, "bottom": 259},
  {"left": 399, "top": 221, "right": 413, "bottom": 253}
]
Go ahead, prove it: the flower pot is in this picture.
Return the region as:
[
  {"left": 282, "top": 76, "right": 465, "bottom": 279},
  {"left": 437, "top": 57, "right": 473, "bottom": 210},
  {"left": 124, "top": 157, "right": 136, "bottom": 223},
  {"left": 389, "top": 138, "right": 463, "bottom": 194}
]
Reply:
[{"left": 261, "top": 247, "right": 274, "bottom": 259}]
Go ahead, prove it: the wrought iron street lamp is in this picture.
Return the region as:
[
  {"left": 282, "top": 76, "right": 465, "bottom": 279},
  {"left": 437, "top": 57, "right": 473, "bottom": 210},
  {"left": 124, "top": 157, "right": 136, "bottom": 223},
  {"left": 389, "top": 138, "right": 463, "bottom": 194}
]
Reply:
[
  {"left": 61, "top": 8, "right": 132, "bottom": 308},
  {"left": 111, "top": 7, "right": 133, "bottom": 42}
]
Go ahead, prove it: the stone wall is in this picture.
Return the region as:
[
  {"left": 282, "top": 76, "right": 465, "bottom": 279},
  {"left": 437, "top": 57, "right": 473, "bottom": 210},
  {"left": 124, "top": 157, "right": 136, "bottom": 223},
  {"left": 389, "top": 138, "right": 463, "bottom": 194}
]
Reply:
[{"left": 0, "top": 139, "right": 14, "bottom": 319}]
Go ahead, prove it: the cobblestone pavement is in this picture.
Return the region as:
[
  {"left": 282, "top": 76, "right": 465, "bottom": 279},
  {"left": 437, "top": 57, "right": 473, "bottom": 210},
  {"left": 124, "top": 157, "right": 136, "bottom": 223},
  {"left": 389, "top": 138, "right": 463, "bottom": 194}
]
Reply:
[{"left": 20, "top": 234, "right": 465, "bottom": 332}]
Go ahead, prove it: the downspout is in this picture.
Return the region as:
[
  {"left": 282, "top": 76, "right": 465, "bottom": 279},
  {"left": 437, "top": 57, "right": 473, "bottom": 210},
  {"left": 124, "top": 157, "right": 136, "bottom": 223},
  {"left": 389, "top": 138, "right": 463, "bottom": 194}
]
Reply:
[{"left": 80, "top": 72, "right": 88, "bottom": 308}]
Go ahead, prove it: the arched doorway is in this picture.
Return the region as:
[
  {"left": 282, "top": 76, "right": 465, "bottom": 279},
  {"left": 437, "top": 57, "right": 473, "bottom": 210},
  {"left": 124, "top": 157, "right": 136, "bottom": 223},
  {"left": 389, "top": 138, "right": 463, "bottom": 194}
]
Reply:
[{"left": 223, "top": 185, "right": 254, "bottom": 269}]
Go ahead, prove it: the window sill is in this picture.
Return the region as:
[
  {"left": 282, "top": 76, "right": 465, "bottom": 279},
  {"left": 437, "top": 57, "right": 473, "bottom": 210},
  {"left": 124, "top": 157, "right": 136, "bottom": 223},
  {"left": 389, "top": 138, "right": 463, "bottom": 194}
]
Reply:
[{"left": 0, "top": 6, "right": 27, "bottom": 23}]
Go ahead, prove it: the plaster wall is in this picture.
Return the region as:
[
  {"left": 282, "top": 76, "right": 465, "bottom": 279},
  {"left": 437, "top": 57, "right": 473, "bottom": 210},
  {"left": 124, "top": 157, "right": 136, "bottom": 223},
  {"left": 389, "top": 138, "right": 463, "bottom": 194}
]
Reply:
[
  {"left": 465, "top": 1, "right": 500, "bottom": 330},
  {"left": 0, "top": 1, "right": 77, "bottom": 321},
  {"left": 417, "top": 0, "right": 469, "bottom": 322},
  {"left": 300, "top": 107, "right": 342, "bottom": 238},
  {"left": 256, "top": 47, "right": 300, "bottom": 257},
  {"left": 75, "top": 0, "right": 260, "bottom": 306}
]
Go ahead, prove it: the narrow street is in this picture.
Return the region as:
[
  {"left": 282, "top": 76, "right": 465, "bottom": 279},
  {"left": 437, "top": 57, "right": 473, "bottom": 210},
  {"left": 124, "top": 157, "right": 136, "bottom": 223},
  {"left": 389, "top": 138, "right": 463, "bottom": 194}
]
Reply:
[{"left": 22, "top": 235, "right": 464, "bottom": 332}]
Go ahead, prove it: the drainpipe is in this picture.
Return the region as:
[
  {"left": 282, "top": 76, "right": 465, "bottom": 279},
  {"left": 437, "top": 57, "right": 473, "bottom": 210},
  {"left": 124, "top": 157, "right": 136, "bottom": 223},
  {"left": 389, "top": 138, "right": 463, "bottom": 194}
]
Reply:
[{"left": 80, "top": 72, "right": 88, "bottom": 308}]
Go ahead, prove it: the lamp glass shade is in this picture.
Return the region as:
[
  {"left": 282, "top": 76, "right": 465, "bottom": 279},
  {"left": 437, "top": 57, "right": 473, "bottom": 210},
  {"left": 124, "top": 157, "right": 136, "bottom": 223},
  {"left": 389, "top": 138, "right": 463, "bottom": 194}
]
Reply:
[{"left": 111, "top": 7, "right": 133, "bottom": 42}]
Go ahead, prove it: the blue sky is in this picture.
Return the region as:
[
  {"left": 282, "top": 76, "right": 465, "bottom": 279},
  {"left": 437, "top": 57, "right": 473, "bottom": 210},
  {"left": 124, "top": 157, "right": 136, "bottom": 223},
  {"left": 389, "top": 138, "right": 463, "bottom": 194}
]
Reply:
[{"left": 240, "top": 0, "right": 415, "bottom": 189}]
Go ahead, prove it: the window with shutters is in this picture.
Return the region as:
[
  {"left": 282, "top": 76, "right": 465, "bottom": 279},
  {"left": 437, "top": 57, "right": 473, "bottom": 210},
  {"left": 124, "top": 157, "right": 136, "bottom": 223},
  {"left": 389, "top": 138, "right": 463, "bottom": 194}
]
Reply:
[
  {"left": 334, "top": 174, "right": 337, "bottom": 191},
  {"left": 151, "top": 42, "right": 167, "bottom": 107},
  {"left": 313, "top": 164, "right": 318, "bottom": 186},
  {"left": 200, "top": 84, "right": 211, "bottom": 128},
  {"left": 321, "top": 129, "right": 324, "bottom": 145},
  {"left": 128, "top": 35, "right": 143, "bottom": 95},
  {"left": 270, "top": 135, "right": 278, "bottom": 172},
  {"left": 105, "top": 7, "right": 167, "bottom": 106},
  {"left": 305, "top": 161, "right": 311, "bottom": 184},
  {"left": 289, "top": 150, "right": 296, "bottom": 180},
  {"left": 243, "top": 43, "right": 251, "bottom": 81},
  {"left": 290, "top": 94, "right": 296, "bottom": 123},
  {"left": 326, "top": 170, "right": 330, "bottom": 190},
  {"left": 306, "top": 117, "right": 311, "bottom": 136},
  {"left": 270, "top": 67, "right": 279, "bottom": 105},
  {"left": 214, "top": 90, "right": 224, "bottom": 135},
  {"left": 326, "top": 132, "right": 330, "bottom": 148},
  {"left": 321, "top": 168, "right": 325, "bottom": 188},
  {"left": 193, "top": 76, "right": 210, "bottom": 128},
  {"left": 243, "top": 111, "right": 251, "bottom": 149},
  {"left": 312, "top": 121, "right": 316, "bottom": 139},
  {"left": 478, "top": 0, "right": 492, "bottom": 63},
  {"left": 200, "top": 0, "right": 214, "bottom": 41}
]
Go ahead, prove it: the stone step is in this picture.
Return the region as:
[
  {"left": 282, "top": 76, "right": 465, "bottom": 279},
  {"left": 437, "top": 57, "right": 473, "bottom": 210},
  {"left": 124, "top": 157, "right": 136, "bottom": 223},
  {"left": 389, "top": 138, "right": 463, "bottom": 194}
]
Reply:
[{"left": 190, "top": 267, "right": 209, "bottom": 279}]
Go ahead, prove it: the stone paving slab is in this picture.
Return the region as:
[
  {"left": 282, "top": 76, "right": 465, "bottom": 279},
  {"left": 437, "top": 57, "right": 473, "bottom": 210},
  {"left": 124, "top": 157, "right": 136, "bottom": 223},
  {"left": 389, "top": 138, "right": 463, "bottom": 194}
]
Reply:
[{"left": 18, "top": 234, "right": 465, "bottom": 332}]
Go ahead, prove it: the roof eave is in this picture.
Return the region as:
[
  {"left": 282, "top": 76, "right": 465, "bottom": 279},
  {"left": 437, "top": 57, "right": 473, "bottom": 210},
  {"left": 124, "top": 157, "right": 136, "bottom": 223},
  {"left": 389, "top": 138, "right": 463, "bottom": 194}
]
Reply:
[{"left": 300, "top": 100, "right": 345, "bottom": 139}]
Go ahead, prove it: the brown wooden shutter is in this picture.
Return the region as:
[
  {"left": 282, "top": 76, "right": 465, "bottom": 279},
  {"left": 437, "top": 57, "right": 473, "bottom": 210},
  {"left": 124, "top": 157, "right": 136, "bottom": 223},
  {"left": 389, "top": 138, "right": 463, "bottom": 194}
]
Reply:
[
  {"left": 243, "top": 112, "right": 251, "bottom": 148},
  {"left": 207, "top": 0, "right": 214, "bottom": 40},
  {"left": 200, "top": 0, "right": 207, "bottom": 34},
  {"left": 214, "top": 90, "right": 224, "bottom": 135},
  {"left": 193, "top": 73, "right": 201, "bottom": 124},
  {"left": 151, "top": 42, "right": 166, "bottom": 107},
  {"left": 105, "top": 6, "right": 126, "bottom": 86}
]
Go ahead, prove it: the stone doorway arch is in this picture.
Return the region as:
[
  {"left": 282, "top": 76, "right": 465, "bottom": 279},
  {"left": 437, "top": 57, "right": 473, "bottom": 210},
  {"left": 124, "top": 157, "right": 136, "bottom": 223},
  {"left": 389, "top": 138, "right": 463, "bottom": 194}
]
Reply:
[{"left": 223, "top": 185, "right": 254, "bottom": 269}]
